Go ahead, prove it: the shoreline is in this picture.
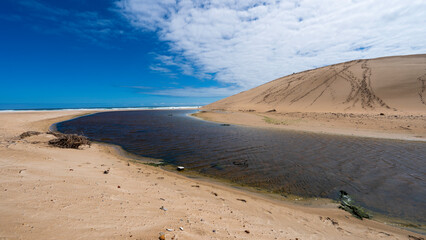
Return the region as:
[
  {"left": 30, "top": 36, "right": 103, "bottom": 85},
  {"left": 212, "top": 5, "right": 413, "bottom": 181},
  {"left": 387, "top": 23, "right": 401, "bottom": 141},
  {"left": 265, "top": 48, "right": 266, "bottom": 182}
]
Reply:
[
  {"left": 0, "top": 110, "right": 423, "bottom": 239},
  {"left": 193, "top": 110, "right": 426, "bottom": 142},
  {"left": 63, "top": 110, "right": 426, "bottom": 230},
  {"left": 88, "top": 137, "right": 426, "bottom": 234}
]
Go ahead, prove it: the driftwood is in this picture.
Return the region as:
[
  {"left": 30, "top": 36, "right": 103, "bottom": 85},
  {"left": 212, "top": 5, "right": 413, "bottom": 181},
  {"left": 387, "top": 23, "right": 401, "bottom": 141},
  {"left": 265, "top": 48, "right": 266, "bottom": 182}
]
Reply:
[
  {"left": 48, "top": 132, "right": 90, "bottom": 149},
  {"left": 19, "top": 131, "right": 42, "bottom": 139}
]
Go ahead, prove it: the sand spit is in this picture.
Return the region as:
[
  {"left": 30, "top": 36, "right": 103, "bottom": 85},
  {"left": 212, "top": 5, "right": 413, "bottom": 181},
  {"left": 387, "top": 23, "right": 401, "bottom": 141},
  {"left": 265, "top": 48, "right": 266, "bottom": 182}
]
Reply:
[
  {"left": 201, "top": 54, "right": 426, "bottom": 141},
  {"left": 0, "top": 110, "right": 422, "bottom": 239}
]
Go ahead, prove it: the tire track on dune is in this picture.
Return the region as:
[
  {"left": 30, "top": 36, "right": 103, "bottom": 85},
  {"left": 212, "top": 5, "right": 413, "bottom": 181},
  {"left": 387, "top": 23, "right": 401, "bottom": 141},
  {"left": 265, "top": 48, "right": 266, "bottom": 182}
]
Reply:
[
  {"left": 309, "top": 74, "right": 337, "bottom": 106},
  {"left": 257, "top": 72, "right": 311, "bottom": 104},
  {"left": 249, "top": 59, "right": 419, "bottom": 111},
  {"left": 349, "top": 60, "right": 394, "bottom": 110},
  {"left": 257, "top": 61, "right": 358, "bottom": 107},
  {"left": 417, "top": 71, "right": 426, "bottom": 105},
  {"left": 306, "top": 63, "right": 359, "bottom": 106},
  {"left": 257, "top": 67, "right": 335, "bottom": 105},
  {"left": 289, "top": 66, "right": 340, "bottom": 104},
  {"left": 208, "top": 55, "right": 426, "bottom": 113},
  {"left": 335, "top": 60, "right": 394, "bottom": 111}
]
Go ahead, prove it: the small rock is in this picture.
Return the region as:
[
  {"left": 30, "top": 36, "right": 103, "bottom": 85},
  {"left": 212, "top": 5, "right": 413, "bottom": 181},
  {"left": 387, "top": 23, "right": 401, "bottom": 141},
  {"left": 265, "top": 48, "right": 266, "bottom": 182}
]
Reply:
[
  {"left": 117, "top": 185, "right": 121, "bottom": 188},
  {"left": 179, "top": 227, "right": 183, "bottom": 231},
  {"left": 212, "top": 229, "right": 216, "bottom": 233},
  {"left": 159, "top": 232, "right": 165, "bottom": 240},
  {"left": 177, "top": 166, "right": 185, "bottom": 171},
  {"left": 103, "top": 170, "right": 109, "bottom": 174},
  {"left": 160, "top": 206, "right": 167, "bottom": 211},
  {"left": 245, "top": 230, "right": 250, "bottom": 234},
  {"left": 236, "top": 198, "right": 247, "bottom": 203},
  {"left": 166, "top": 228, "right": 174, "bottom": 232}
]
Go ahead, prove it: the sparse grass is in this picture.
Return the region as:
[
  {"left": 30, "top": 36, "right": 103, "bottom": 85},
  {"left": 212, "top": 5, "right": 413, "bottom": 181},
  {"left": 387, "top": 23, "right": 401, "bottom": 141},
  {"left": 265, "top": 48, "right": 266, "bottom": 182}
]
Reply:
[
  {"left": 143, "top": 162, "right": 167, "bottom": 167},
  {"left": 262, "top": 115, "right": 305, "bottom": 126},
  {"left": 263, "top": 116, "right": 287, "bottom": 125},
  {"left": 399, "top": 223, "right": 421, "bottom": 229}
]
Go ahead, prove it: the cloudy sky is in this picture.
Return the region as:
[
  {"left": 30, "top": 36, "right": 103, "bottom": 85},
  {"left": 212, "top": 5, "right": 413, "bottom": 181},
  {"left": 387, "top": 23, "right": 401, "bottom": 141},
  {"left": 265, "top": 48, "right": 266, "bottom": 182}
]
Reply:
[{"left": 0, "top": 0, "right": 425, "bottom": 109}]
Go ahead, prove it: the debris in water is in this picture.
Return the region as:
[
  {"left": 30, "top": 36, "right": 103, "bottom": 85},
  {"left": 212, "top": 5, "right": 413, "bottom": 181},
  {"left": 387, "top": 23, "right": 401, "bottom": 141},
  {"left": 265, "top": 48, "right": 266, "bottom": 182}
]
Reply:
[{"left": 339, "top": 190, "right": 371, "bottom": 220}]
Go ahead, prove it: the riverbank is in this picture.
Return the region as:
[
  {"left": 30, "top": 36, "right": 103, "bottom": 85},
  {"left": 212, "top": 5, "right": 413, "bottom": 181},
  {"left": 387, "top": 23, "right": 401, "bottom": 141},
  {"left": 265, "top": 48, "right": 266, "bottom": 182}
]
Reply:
[
  {"left": 193, "top": 110, "right": 426, "bottom": 142},
  {"left": 0, "top": 110, "right": 422, "bottom": 239}
]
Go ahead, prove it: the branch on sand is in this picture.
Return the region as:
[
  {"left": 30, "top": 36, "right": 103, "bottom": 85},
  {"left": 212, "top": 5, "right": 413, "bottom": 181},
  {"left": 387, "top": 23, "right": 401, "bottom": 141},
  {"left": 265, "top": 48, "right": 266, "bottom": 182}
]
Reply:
[{"left": 48, "top": 132, "right": 90, "bottom": 149}]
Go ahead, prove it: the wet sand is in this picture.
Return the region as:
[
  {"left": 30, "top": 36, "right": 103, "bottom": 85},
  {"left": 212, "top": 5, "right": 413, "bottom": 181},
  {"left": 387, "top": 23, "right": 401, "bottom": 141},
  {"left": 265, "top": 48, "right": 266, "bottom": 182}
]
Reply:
[{"left": 0, "top": 110, "right": 423, "bottom": 239}]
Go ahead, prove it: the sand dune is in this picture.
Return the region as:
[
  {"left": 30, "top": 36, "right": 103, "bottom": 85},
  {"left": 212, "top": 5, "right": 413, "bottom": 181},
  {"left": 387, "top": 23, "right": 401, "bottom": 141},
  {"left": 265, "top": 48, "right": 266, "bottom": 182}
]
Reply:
[
  {"left": 204, "top": 54, "right": 426, "bottom": 114},
  {"left": 198, "top": 55, "right": 426, "bottom": 140}
]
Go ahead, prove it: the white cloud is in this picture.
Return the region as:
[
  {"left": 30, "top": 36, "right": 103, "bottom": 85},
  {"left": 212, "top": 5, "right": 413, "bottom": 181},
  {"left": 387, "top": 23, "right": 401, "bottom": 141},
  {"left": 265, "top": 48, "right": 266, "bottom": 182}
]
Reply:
[
  {"left": 118, "top": 0, "right": 426, "bottom": 94},
  {"left": 149, "top": 65, "right": 172, "bottom": 73}
]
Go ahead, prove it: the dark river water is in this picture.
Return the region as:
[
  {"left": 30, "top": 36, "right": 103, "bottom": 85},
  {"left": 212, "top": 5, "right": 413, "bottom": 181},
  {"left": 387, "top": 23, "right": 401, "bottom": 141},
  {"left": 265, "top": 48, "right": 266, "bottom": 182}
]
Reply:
[{"left": 56, "top": 110, "right": 426, "bottom": 223}]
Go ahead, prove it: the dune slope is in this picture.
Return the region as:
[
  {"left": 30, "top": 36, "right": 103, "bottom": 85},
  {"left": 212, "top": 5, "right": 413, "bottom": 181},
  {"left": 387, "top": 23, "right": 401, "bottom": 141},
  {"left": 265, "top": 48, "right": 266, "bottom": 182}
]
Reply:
[{"left": 204, "top": 54, "right": 426, "bottom": 114}]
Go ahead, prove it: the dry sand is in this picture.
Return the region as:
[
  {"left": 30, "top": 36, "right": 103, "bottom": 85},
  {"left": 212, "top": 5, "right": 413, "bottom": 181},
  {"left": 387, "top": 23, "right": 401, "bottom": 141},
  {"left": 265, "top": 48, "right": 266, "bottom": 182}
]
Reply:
[
  {"left": 0, "top": 110, "right": 423, "bottom": 239},
  {"left": 200, "top": 54, "right": 426, "bottom": 141}
]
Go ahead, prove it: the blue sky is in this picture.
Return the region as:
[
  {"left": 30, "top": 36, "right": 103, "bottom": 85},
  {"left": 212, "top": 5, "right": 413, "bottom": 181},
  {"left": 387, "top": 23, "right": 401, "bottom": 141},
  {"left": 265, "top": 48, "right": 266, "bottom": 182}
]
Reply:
[{"left": 0, "top": 0, "right": 425, "bottom": 109}]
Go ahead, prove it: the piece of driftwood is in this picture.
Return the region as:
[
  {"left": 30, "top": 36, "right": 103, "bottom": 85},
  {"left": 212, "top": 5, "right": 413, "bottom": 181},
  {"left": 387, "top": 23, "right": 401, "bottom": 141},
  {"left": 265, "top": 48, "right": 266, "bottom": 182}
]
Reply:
[{"left": 48, "top": 132, "right": 90, "bottom": 149}]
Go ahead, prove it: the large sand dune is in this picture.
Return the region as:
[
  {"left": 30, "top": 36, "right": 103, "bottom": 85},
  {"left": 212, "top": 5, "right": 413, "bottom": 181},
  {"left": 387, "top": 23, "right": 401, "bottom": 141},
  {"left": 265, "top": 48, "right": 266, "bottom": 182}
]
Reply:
[{"left": 205, "top": 54, "right": 426, "bottom": 114}]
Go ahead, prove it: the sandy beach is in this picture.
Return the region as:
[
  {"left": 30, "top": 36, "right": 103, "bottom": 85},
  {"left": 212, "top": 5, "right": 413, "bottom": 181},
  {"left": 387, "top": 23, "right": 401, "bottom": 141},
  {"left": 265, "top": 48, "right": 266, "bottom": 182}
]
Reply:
[
  {"left": 193, "top": 110, "right": 426, "bottom": 141},
  {"left": 0, "top": 110, "right": 423, "bottom": 239}
]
